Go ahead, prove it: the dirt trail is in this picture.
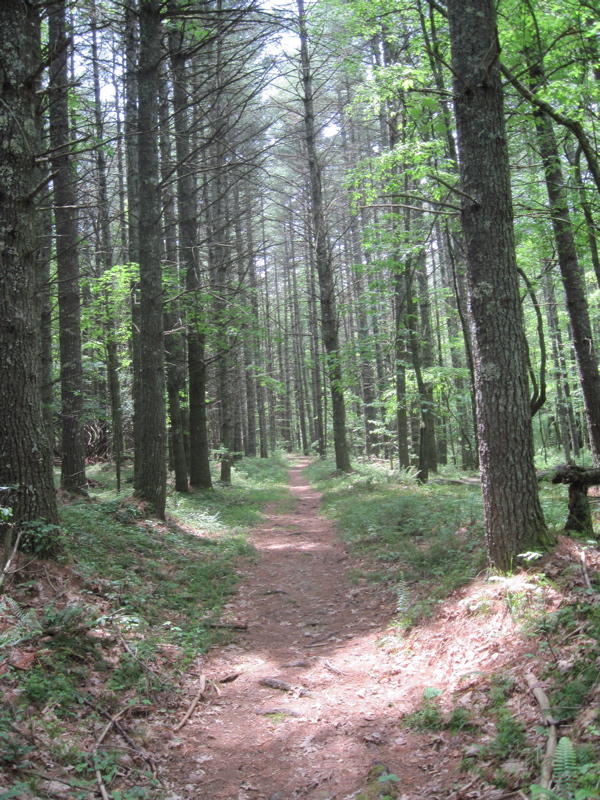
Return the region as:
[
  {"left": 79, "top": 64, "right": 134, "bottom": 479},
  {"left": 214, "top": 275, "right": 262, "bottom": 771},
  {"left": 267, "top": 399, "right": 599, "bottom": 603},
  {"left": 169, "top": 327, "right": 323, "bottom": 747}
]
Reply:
[{"left": 168, "top": 458, "right": 464, "bottom": 800}]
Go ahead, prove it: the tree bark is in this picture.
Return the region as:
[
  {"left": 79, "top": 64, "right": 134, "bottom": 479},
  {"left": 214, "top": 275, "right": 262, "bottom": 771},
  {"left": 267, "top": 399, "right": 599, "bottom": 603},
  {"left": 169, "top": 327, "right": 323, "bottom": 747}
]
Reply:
[
  {"left": 91, "top": 4, "right": 124, "bottom": 492},
  {"left": 134, "top": 0, "right": 167, "bottom": 516},
  {"left": 0, "top": 0, "right": 59, "bottom": 548},
  {"left": 169, "top": 20, "right": 213, "bottom": 489},
  {"left": 159, "top": 64, "right": 188, "bottom": 494},
  {"left": 446, "top": 0, "right": 552, "bottom": 569},
  {"left": 124, "top": 0, "right": 142, "bottom": 486},
  {"left": 297, "top": 0, "right": 351, "bottom": 472},
  {"left": 528, "top": 54, "right": 600, "bottom": 466},
  {"left": 48, "top": 0, "right": 87, "bottom": 495}
]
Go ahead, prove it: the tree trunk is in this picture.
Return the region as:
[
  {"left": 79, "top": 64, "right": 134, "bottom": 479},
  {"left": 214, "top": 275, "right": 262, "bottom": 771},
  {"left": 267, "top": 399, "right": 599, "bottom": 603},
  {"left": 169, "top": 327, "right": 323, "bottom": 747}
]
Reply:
[
  {"left": 91, "top": 5, "right": 124, "bottom": 492},
  {"left": 159, "top": 65, "right": 188, "bottom": 494},
  {"left": 124, "top": 0, "right": 142, "bottom": 485},
  {"left": 297, "top": 0, "right": 351, "bottom": 472},
  {"left": 243, "top": 190, "right": 259, "bottom": 458},
  {"left": 306, "top": 224, "right": 326, "bottom": 456},
  {"left": 543, "top": 269, "right": 579, "bottom": 461},
  {"left": 0, "top": 0, "right": 59, "bottom": 549},
  {"left": 446, "top": 0, "right": 552, "bottom": 569},
  {"left": 49, "top": 0, "right": 87, "bottom": 495},
  {"left": 134, "top": 0, "right": 167, "bottom": 516},
  {"left": 528, "top": 55, "right": 600, "bottom": 466},
  {"left": 394, "top": 270, "right": 410, "bottom": 469},
  {"left": 169, "top": 18, "right": 213, "bottom": 489}
]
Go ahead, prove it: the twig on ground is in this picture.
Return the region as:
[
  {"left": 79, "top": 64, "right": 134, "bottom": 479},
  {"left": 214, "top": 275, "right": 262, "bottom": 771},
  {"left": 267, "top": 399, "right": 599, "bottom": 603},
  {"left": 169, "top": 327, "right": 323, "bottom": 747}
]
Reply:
[
  {"left": 581, "top": 551, "right": 593, "bottom": 591},
  {"left": 323, "top": 659, "right": 345, "bottom": 675},
  {"left": 260, "top": 677, "right": 292, "bottom": 691},
  {"left": 83, "top": 698, "right": 161, "bottom": 781},
  {"left": 0, "top": 527, "right": 23, "bottom": 594},
  {"left": 308, "top": 629, "right": 341, "bottom": 645},
  {"left": 43, "top": 564, "right": 59, "bottom": 594},
  {"left": 95, "top": 769, "right": 111, "bottom": 800},
  {"left": 525, "top": 672, "right": 557, "bottom": 725},
  {"left": 118, "top": 633, "right": 170, "bottom": 687},
  {"left": 95, "top": 705, "right": 130, "bottom": 749},
  {"left": 219, "top": 672, "right": 241, "bottom": 683},
  {"left": 91, "top": 706, "right": 130, "bottom": 800},
  {"left": 174, "top": 674, "right": 207, "bottom": 731}
]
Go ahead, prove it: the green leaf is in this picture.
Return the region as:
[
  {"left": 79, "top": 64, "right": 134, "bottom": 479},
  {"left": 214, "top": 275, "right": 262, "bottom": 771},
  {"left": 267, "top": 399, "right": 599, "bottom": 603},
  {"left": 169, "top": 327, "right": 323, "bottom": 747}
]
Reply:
[{"left": 378, "top": 773, "right": 400, "bottom": 783}]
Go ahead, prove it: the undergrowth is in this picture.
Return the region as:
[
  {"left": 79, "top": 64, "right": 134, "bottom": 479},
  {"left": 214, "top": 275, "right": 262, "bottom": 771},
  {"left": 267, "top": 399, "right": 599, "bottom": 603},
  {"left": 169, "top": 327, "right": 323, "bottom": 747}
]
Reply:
[
  {"left": 0, "top": 454, "right": 289, "bottom": 799},
  {"left": 306, "top": 457, "right": 600, "bottom": 798},
  {"left": 304, "top": 457, "right": 488, "bottom": 625}
]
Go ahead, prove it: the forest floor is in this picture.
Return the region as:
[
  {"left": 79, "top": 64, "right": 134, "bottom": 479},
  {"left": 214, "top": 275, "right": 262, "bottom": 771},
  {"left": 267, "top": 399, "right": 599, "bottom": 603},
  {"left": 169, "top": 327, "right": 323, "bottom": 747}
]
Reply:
[
  {"left": 1, "top": 457, "right": 599, "bottom": 800},
  {"left": 153, "top": 458, "right": 598, "bottom": 800}
]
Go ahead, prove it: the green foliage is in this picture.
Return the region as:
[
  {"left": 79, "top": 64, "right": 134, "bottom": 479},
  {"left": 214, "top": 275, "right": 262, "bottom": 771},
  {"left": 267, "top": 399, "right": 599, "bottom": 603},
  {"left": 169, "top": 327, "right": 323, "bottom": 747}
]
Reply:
[
  {"left": 0, "top": 708, "right": 35, "bottom": 768},
  {"left": 484, "top": 708, "right": 526, "bottom": 760},
  {"left": 488, "top": 674, "right": 516, "bottom": 708},
  {"left": 304, "top": 458, "right": 487, "bottom": 625},
  {"left": 403, "top": 688, "right": 444, "bottom": 732},
  {"left": 57, "top": 457, "right": 287, "bottom": 662},
  {"left": 530, "top": 736, "right": 600, "bottom": 800},
  {"left": 21, "top": 666, "right": 81, "bottom": 709},
  {"left": 356, "top": 762, "right": 400, "bottom": 800},
  {"left": 0, "top": 785, "right": 33, "bottom": 799},
  {"left": 0, "top": 598, "right": 41, "bottom": 649},
  {"left": 531, "top": 601, "right": 600, "bottom": 722},
  {"left": 20, "top": 519, "right": 61, "bottom": 556}
]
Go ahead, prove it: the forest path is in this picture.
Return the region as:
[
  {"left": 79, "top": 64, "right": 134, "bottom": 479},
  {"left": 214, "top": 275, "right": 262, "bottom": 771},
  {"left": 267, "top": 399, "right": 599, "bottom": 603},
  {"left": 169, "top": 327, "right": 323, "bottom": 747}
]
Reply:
[{"left": 168, "top": 458, "right": 462, "bottom": 800}]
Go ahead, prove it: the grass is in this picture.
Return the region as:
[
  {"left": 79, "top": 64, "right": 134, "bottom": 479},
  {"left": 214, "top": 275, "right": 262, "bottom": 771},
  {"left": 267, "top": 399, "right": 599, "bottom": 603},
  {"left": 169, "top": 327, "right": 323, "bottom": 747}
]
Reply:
[
  {"left": 56, "top": 453, "right": 290, "bottom": 662},
  {"left": 307, "top": 456, "right": 600, "bottom": 797},
  {"left": 304, "top": 457, "right": 488, "bottom": 625},
  {"left": 0, "top": 454, "right": 290, "bottom": 798}
]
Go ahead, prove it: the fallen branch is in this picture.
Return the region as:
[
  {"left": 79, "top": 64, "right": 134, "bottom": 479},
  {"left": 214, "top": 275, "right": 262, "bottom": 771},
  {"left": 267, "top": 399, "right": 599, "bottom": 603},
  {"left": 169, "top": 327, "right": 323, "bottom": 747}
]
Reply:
[
  {"left": 308, "top": 629, "right": 341, "bottom": 645},
  {"left": 218, "top": 672, "right": 241, "bottom": 683},
  {"left": 255, "top": 707, "right": 301, "bottom": 717},
  {"left": 83, "top": 698, "right": 160, "bottom": 781},
  {"left": 260, "top": 677, "right": 292, "bottom": 692},
  {"left": 525, "top": 673, "right": 558, "bottom": 789},
  {"left": 91, "top": 705, "right": 131, "bottom": 800},
  {"left": 95, "top": 705, "right": 130, "bottom": 749},
  {"left": 525, "top": 672, "right": 557, "bottom": 725},
  {"left": 95, "top": 769, "right": 111, "bottom": 800},
  {"left": 174, "top": 675, "right": 206, "bottom": 732},
  {"left": 0, "top": 527, "right": 23, "bottom": 594},
  {"left": 551, "top": 464, "right": 600, "bottom": 536}
]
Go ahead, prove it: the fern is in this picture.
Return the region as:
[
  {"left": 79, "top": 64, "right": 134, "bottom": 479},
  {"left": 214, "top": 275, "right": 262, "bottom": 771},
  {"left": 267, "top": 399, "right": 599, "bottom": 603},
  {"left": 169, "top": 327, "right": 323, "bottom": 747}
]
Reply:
[
  {"left": 5, "top": 597, "right": 27, "bottom": 623},
  {"left": 41, "top": 603, "right": 93, "bottom": 633},
  {"left": 554, "top": 736, "right": 577, "bottom": 798},
  {"left": 531, "top": 738, "right": 579, "bottom": 800},
  {"left": 0, "top": 598, "right": 41, "bottom": 649},
  {"left": 530, "top": 787, "right": 563, "bottom": 800},
  {"left": 395, "top": 577, "right": 410, "bottom": 616}
]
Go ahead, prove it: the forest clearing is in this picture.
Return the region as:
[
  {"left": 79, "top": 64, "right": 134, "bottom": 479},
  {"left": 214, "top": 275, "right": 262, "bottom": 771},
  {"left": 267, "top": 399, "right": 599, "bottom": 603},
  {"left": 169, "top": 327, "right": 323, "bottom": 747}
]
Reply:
[{"left": 1, "top": 455, "right": 599, "bottom": 799}]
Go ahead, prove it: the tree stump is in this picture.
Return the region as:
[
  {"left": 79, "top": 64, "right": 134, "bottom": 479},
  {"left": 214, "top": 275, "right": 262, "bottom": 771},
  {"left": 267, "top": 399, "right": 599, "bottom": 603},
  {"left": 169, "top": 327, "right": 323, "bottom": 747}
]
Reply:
[{"left": 551, "top": 464, "right": 600, "bottom": 537}]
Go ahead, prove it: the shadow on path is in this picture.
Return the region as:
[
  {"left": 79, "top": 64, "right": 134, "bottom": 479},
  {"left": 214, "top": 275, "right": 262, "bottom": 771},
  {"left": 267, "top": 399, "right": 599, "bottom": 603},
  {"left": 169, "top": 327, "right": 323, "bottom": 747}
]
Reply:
[{"left": 168, "top": 458, "right": 462, "bottom": 800}]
